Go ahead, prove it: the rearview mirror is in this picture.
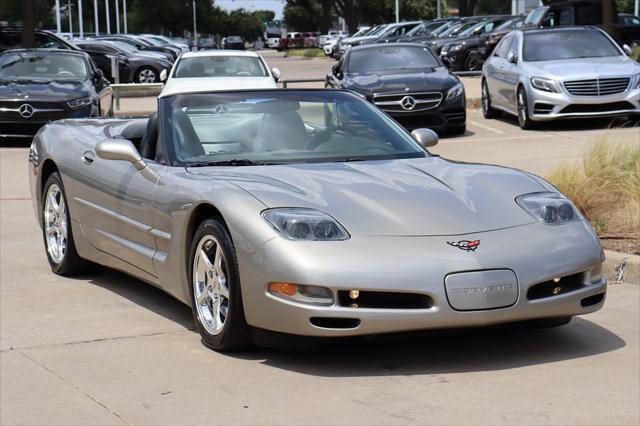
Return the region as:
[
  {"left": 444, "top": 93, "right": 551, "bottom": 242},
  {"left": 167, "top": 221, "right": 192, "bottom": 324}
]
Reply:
[
  {"left": 160, "top": 68, "right": 168, "bottom": 82},
  {"left": 622, "top": 44, "right": 632, "bottom": 56},
  {"left": 96, "top": 139, "right": 147, "bottom": 170},
  {"left": 271, "top": 67, "right": 281, "bottom": 81},
  {"left": 411, "top": 128, "right": 439, "bottom": 148}
]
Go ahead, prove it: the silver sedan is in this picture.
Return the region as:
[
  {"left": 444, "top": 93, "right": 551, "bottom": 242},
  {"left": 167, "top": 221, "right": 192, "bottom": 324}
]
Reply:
[
  {"left": 482, "top": 27, "right": 640, "bottom": 129},
  {"left": 29, "top": 89, "right": 606, "bottom": 351}
]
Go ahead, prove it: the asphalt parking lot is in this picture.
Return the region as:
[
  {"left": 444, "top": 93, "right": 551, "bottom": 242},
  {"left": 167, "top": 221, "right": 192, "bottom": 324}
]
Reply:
[{"left": 1, "top": 51, "right": 639, "bottom": 425}]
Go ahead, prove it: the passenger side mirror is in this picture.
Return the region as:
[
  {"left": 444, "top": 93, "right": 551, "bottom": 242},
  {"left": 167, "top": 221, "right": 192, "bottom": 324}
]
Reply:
[
  {"left": 622, "top": 44, "right": 632, "bottom": 56},
  {"left": 271, "top": 67, "right": 281, "bottom": 81},
  {"left": 160, "top": 69, "right": 168, "bottom": 82},
  {"left": 93, "top": 68, "right": 104, "bottom": 81},
  {"left": 96, "top": 139, "right": 147, "bottom": 170},
  {"left": 507, "top": 50, "right": 517, "bottom": 64},
  {"left": 332, "top": 63, "right": 342, "bottom": 78},
  {"left": 411, "top": 128, "right": 439, "bottom": 148}
]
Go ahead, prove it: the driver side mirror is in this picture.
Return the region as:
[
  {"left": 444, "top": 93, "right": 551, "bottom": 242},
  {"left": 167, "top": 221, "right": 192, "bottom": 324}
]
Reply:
[
  {"left": 411, "top": 128, "right": 439, "bottom": 148},
  {"left": 94, "top": 68, "right": 104, "bottom": 81},
  {"left": 506, "top": 50, "right": 517, "bottom": 64},
  {"left": 96, "top": 139, "right": 147, "bottom": 170},
  {"left": 160, "top": 69, "right": 168, "bottom": 82},
  {"left": 271, "top": 67, "right": 281, "bottom": 81},
  {"left": 622, "top": 44, "right": 632, "bottom": 56},
  {"left": 332, "top": 63, "right": 342, "bottom": 78}
]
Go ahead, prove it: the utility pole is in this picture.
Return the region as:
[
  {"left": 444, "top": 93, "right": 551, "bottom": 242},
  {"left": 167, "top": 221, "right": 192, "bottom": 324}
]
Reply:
[
  {"left": 123, "top": 0, "right": 128, "bottom": 33},
  {"left": 105, "top": 0, "right": 111, "bottom": 34},
  {"left": 78, "top": 0, "right": 83, "bottom": 37},
  {"left": 55, "top": 0, "right": 62, "bottom": 34},
  {"left": 115, "top": 0, "right": 120, "bottom": 33},
  {"left": 94, "top": 0, "right": 99, "bottom": 34},
  {"left": 437, "top": 0, "right": 441, "bottom": 19},
  {"left": 193, "top": 0, "right": 198, "bottom": 50},
  {"left": 395, "top": 0, "right": 399, "bottom": 23},
  {"left": 68, "top": 0, "right": 73, "bottom": 35},
  {"left": 635, "top": 0, "right": 639, "bottom": 18}
]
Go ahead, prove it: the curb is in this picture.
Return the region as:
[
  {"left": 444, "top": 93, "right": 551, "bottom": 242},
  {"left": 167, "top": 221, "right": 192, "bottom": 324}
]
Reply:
[{"left": 603, "top": 250, "right": 639, "bottom": 284}]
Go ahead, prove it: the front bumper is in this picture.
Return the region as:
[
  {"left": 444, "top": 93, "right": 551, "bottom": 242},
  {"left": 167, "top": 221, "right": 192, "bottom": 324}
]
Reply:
[
  {"left": 1, "top": 104, "right": 94, "bottom": 140},
  {"left": 526, "top": 81, "right": 640, "bottom": 122},
  {"left": 378, "top": 97, "right": 466, "bottom": 131},
  {"left": 238, "top": 221, "right": 605, "bottom": 337}
]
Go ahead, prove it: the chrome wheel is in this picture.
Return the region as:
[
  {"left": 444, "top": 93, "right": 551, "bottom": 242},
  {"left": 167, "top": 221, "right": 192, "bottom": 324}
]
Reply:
[
  {"left": 44, "top": 184, "right": 67, "bottom": 265},
  {"left": 193, "top": 235, "right": 230, "bottom": 335},
  {"left": 517, "top": 90, "right": 527, "bottom": 127},
  {"left": 482, "top": 82, "right": 489, "bottom": 114},
  {"left": 138, "top": 68, "right": 157, "bottom": 83}
]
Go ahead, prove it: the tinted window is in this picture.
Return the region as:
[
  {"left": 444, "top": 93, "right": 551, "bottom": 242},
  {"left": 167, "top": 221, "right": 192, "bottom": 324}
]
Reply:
[
  {"left": 165, "top": 91, "right": 426, "bottom": 166},
  {"left": 0, "top": 52, "right": 88, "bottom": 80},
  {"left": 624, "top": 15, "right": 640, "bottom": 25},
  {"left": 34, "top": 33, "right": 65, "bottom": 49},
  {"left": 575, "top": 4, "right": 602, "bottom": 25},
  {"left": 523, "top": 30, "right": 620, "bottom": 61},
  {"left": 494, "top": 34, "right": 512, "bottom": 58},
  {"left": 525, "top": 7, "right": 549, "bottom": 25},
  {"left": 348, "top": 46, "right": 439, "bottom": 73},
  {"left": 174, "top": 56, "right": 267, "bottom": 78}
]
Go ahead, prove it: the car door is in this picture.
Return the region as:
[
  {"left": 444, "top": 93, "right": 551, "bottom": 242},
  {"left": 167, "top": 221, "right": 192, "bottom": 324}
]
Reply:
[
  {"left": 72, "top": 137, "right": 162, "bottom": 275},
  {"left": 484, "top": 34, "right": 512, "bottom": 108}
]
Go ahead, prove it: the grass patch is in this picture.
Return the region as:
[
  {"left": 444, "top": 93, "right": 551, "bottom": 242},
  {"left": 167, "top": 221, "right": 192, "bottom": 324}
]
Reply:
[
  {"left": 286, "top": 48, "right": 326, "bottom": 58},
  {"left": 545, "top": 137, "right": 639, "bottom": 249}
]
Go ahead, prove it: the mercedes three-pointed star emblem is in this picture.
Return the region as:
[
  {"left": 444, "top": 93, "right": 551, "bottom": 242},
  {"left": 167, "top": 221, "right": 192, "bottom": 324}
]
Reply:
[
  {"left": 400, "top": 96, "right": 416, "bottom": 111},
  {"left": 19, "top": 103, "right": 35, "bottom": 119}
]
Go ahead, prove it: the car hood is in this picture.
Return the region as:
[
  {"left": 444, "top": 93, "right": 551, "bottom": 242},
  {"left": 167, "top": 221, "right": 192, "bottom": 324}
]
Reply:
[
  {"left": 523, "top": 56, "right": 640, "bottom": 79},
  {"left": 0, "top": 79, "right": 90, "bottom": 102},
  {"left": 160, "top": 76, "right": 277, "bottom": 97},
  {"left": 343, "top": 68, "right": 456, "bottom": 94},
  {"left": 189, "top": 157, "right": 543, "bottom": 236}
]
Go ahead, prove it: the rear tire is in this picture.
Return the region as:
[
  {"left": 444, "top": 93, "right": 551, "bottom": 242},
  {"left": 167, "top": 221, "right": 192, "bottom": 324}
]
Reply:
[
  {"left": 447, "top": 125, "right": 466, "bottom": 135},
  {"left": 189, "top": 219, "right": 251, "bottom": 352},
  {"left": 136, "top": 66, "right": 158, "bottom": 84},
  {"left": 463, "top": 53, "right": 482, "bottom": 71},
  {"left": 482, "top": 79, "right": 500, "bottom": 119},
  {"left": 42, "top": 172, "right": 87, "bottom": 275}
]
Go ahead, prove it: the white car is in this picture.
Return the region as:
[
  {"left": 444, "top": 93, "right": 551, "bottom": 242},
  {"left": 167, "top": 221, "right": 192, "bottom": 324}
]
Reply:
[{"left": 160, "top": 51, "right": 281, "bottom": 97}]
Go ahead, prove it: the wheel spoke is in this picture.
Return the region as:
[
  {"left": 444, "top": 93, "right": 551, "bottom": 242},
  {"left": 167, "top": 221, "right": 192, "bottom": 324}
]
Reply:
[
  {"left": 218, "top": 283, "right": 229, "bottom": 300},
  {"left": 48, "top": 190, "right": 59, "bottom": 213},
  {"left": 200, "top": 248, "right": 214, "bottom": 272},
  {"left": 196, "top": 288, "right": 210, "bottom": 305}
]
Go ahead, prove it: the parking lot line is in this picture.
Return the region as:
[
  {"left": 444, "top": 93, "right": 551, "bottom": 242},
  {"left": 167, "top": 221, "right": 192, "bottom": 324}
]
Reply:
[{"left": 468, "top": 120, "right": 506, "bottom": 134}]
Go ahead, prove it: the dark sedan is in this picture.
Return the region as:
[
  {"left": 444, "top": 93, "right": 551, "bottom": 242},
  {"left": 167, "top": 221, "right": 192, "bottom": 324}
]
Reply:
[
  {"left": 0, "top": 49, "right": 112, "bottom": 141},
  {"left": 95, "top": 35, "right": 176, "bottom": 61},
  {"left": 75, "top": 40, "right": 172, "bottom": 83},
  {"left": 326, "top": 44, "right": 466, "bottom": 134},
  {"left": 222, "top": 36, "right": 246, "bottom": 50}
]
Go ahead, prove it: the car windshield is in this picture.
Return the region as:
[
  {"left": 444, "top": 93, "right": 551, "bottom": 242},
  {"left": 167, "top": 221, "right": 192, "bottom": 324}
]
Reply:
[
  {"left": 105, "top": 40, "right": 138, "bottom": 54},
  {"left": 165, "top": 91, "right": 426, "bottom": 166},
  {"left": 523, "top": 30, "right": 620, "bottom": 61},
  {"left": 174, "top": 56, "right": 267, "bottom": 78},
  {"left": 408, "top": 21, "right": 447, "bottom": 36},
  {"left": 0, "top": 52, "right": 88, "bottom": 81},
  {"left": 348, "top": 45, "right": 439, "bottom": 73},
  {"left": 227, "top": 36, "right": 243, "bottom": 42},
  {"left": 351, "top": 27, "right": 370, "bottom": 37},
  {"left": 438, "top": 22, "right": 468, "bottom": 37},
  {"left": 496, "top": 17, "right": 524, "bottom": 31}
]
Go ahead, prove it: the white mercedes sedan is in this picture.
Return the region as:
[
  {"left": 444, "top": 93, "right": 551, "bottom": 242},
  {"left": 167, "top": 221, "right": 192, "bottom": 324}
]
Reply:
[{"left": 160, "top": 50, "right": 281, "bottom": 97}]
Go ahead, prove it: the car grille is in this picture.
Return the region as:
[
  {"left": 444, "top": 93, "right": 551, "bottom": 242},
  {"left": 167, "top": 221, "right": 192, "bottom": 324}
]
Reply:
[
  {"left": 0, "top": 101, "right": 68, "bottom": 121},
  {"left": 563, "top": 78, "right": 630, "bottom": 96},
  {"left": 560, "top": 101, "right": 635, "bottom": 114},
  {"left": 373, "top": 92, "right": 443, "bottom": 113}
]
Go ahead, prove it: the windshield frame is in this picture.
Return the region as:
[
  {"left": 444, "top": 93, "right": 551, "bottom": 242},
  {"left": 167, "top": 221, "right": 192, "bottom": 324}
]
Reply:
[{"left": 158, "top": 89, "right": 429, "bottom": 167}]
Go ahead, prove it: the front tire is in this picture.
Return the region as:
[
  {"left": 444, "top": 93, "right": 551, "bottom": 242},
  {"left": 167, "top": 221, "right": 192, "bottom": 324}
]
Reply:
[
  {"left": 447, "top": 125, "right": 466, "bottom": 135},
  {"left": 42, "top": 172, "right": 86, "bottom": 275},
  {"left": 482, "top": 79, "right": 500, "bottom": 119},
  {"left": 136, "top": 66, "right": 158, "bottom": 84},
  {"left": 517, "top": 86, "right": 536, "bottom": 130},
  {"left": 189, "top": 219, "right": 251, "bottom": 351}
]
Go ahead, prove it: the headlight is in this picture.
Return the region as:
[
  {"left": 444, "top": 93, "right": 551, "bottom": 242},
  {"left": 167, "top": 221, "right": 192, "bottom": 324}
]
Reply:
[
  {"left": 445, "top": 82, "right": 464, "bottom": 102},
  {"left": 516, "top": 192, "right": 582, "bottom": 225},
  {"left": 66, "top": 97, "right": 93, "bottom": 110},
  {"left": 262, "top": 208, "right": 350, "bottom": 241},
  {"left": 635, "top": 73, "right": 640, "bottom": 88},
  {"left": 530, "top": 77, "right": 559, "bottom": 93}
]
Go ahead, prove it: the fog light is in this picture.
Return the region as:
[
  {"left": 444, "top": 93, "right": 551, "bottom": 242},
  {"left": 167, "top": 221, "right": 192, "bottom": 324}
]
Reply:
[
  {"left": 553, "top": 277, "right": 561, "bottom": 283},
  {"left": 268, "top": 282, "right": 333, "bottom": 306},
  {"left": 349, "top": 290, "right": 360, "bottom": 299},
  {"left": 552, "top": 286, "right": 562, "bottom": 295}
]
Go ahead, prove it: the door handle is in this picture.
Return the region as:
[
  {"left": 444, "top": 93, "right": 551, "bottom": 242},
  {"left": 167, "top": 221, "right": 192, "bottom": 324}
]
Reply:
[{"left": 80, "top": 151, "right": 95, "bottom": 165}]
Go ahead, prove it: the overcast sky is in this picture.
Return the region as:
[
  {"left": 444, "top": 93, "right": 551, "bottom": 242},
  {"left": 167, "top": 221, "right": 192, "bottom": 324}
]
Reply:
[{"left": 216, "top": 0, "right": 285, "bottom": 19}]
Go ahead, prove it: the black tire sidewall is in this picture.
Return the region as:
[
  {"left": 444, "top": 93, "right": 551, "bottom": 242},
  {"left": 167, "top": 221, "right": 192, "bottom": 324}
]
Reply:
[{"left": 188, "top": 219, "right": 250, "bottom": 351}]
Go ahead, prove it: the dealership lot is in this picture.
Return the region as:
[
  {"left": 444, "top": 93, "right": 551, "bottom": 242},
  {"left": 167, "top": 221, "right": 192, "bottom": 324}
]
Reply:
[{"left": 1, "top": 51, "right": 639, "bottom": 425}]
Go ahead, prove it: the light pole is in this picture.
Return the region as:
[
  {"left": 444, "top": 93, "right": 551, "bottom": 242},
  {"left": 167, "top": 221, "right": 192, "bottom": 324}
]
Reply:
[
  {"left": 123, "top": 0, "right": 128, "bottom": 33},
  {"left": 78, "top": 0, "right": 83, "bottom": 37},
  {"left": 67, "top": 0, "right": 73, "bottom": 35},
  {"left": 55, "top": 0, "right": 62, "bottom": 34},
  {"left": 437, "top": 0, "right": 441, "bottom": 19},
  {"left": 635, "top": 0, "right": 639, "bottom": 18},
  {"left": 94, "top": 0, "right": 99, "bottom": 34},
  {"left": 115, "top": 0, "right": 120, "bottom": 33},
  {"left": 193, "top": 0, "right": 198, "bottom": 50},
  {"left": 395, "top": 0, "right": 399, "bottom": 23},
  {"left": 105, "top": 0, "right": 111, "bottom": 34}
]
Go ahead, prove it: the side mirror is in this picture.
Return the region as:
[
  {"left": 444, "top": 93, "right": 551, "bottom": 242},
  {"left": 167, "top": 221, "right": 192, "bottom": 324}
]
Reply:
[
  {"left": 411, "top": 128, "right": 439, "bottom": 148},
  {"left": 271, "top": 67, "right": 281, "bottom": 81},
  {"left": 96, "top": 139, "right": 147, "bottom": 170},
  {"left": 622, "top": 44, "right": 632, "bottom": 56},
  {"left": 94, "top": 68, "right": 104, "bottom": 81},
  {"left": 160, "top": 68, "right": 168, "bottom": 82},
  {"left": 506, "top": 50, "right": 517, "bottom": 64}
]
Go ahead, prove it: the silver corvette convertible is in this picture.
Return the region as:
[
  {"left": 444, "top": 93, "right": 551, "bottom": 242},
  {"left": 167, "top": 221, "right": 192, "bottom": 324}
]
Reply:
[{"left": 29, "top": 89, "right": 607, "bottom": 351}]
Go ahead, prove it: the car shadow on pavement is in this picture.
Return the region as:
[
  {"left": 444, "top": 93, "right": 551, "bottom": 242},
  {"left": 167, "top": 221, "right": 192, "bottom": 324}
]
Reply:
[
  {"left": 237, "top": 319, "right": 625, "bottom": 377},
  {"left": 84, "top": 268, "right": 195, "bottom": 331}
]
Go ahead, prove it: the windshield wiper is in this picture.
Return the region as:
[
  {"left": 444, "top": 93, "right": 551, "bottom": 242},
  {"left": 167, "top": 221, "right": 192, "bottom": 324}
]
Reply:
[
  {"left": 330, "top": 157, "right": 369, "bottom": 163},
  {"left": 185, "top": 159, "right": 268, "bottom": 167}
]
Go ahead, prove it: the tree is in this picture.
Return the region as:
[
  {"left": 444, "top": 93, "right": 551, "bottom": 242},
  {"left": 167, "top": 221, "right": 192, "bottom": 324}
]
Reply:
[
  {"left": 252, "top": 9, "right": 275, "bottom": 24},
  {"left": 284, "top": 0, "right": 335, "bottom": 33},
  {"left": 0, "top": 0, "right": 55, "bottom": 28}
]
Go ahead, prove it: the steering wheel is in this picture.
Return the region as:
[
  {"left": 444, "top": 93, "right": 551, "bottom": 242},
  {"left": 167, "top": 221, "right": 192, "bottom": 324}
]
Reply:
[
  {"left": 306, "top": 125, "right": 358, "bottom": 150},
  {"left": 57, "top": 71, "right": 75, "bottom": 77}
]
